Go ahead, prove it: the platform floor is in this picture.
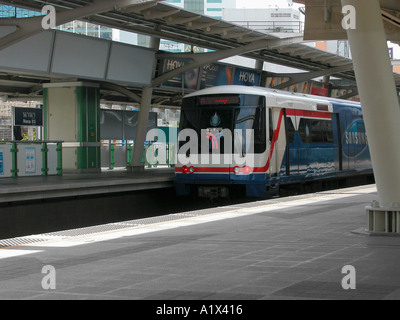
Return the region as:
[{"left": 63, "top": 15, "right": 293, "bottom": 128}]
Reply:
[
  {"left": 0, "top": 167, "right": 174, "bottom": 203},
  {"left": 1, "top": 184, "right": 400, "bottom": 300}
]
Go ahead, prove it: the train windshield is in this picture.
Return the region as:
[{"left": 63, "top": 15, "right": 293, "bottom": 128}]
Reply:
[{"left": 180, "top": 94, "right": 266, "bottom": 154}]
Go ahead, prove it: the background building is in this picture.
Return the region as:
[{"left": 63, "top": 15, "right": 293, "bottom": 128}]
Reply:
[
  {"left": 165, "top": 0, "right": 236, "bottom": 19},
  {"left": 58, "top": 21, "right": 113, "bottom": 40},
  {"left": 223, "top": 7, "right": 303, "bottom": 34}
]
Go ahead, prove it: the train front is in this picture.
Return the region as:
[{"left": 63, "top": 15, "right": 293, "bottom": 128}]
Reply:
[{"left": 174, "top": 90, "right": 269, "bottom": 199}]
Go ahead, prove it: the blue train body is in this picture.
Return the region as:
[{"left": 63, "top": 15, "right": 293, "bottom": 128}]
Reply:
[{"left": 174, "top": 86, "right": 372, "bottom": 198}]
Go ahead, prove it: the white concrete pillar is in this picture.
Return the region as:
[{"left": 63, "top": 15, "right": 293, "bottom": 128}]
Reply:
[{"left": 341, "top": 0, "right": 400, "bottom": 207}]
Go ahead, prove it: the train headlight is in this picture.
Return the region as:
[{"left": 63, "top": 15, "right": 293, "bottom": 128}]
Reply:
[
  {"left": 182, "top": 166, "right": 188, "bottom": 174},
  {"left": 189, "top": 166, "right": 195, "bottom": 174},
  {"left": 242, "top": 166, "right": 251, "bottom": 175},
  {"left": 233, "top": 166, "right": 252, "bottom": 175}
]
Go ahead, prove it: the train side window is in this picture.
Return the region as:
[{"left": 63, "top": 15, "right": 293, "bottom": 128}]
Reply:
[
  {"left": 298, "top": 119, "right": 310, "bottom": 143},
  {"left": 298, "top": 118, "right": 333, "bottom": 143}
]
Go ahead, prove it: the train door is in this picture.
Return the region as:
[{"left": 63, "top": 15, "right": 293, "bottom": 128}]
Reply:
[
  {"left": 333, "top": 113, "right": 343, "bottom": 171},
  {"left": 268, "top": 108, "right": 286, "bottom": 179},
  {"left": 296, "top": 114, "right": 309, "bottom": 176},
  {"left": 284, "top": 109, "right": 299, "bottom": 177}
]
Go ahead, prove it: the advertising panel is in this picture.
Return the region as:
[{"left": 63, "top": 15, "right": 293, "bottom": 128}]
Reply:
[
  {"left": 233, "top": 67, "right": 261, "bottom": 86},
  {"left": 199, "top": 63, "right": 235, "bottom": 89},
  {"left": 160, "top": 59, "right": 261, "bottom": 91},
  {"left": 25, "top": 147, "right": 36, "bottom": 174},
  {"left": 160, "top": 58, "right": 200, "bottom": 90}
]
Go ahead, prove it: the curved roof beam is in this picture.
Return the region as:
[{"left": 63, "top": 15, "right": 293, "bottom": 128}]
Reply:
[
  {"left": 99, "top": 81, "right": 141, "bottom": 103},
  {"left": 272, "top": 63, "right": 354, "bottom": 90}
]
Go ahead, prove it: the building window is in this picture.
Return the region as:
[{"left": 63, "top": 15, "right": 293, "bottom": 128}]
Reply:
[
  {"left": 184, "top": 0, "right": 204, "bottom": 14},
  {"left": 207, "top": 8, "right": 222, "bottom": 11},
  {"left": 271, "top": 13, "right": 292, "bottom": 18},
  {"left": 207, "top": 0, "right": 222, "bottom": 3}
]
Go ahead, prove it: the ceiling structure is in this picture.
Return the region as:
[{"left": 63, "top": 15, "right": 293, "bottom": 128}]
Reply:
[
  {"left": 0, "top": 0, "right": 399, "bottom": 107},
  {"left": 295, "top": 0, "right": 400, "bottom": 44}
]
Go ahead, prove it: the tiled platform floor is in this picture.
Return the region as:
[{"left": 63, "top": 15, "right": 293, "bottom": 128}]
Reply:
[{"left": 1, "top": 184, "right": 400, "bottom": 300}]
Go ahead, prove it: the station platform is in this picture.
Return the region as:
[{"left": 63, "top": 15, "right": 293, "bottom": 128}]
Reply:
[
  {"left": 0, "top": 167, "right": 175, "bottom": 204},
  {"left": 1, "top": 184, "right": 400, "bottom": 301}
]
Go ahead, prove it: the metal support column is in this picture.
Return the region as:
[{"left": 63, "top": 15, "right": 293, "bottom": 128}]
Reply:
[
  {"left": 129, "top": 36, "right": 160, "bottom": 173},
  {"left": 255, "top": 59, "right": 264, "bottom": 71},
  {"left": 341, "top": 0, "right": 400, "bottom": 232},
  {"left": 130, "top": 86, "right": 153, "bottom": 172}
]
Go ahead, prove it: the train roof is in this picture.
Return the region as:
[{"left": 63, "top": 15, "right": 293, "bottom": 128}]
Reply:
[{"left": 184, "top": 85, "right": 361, "bottom": 112}]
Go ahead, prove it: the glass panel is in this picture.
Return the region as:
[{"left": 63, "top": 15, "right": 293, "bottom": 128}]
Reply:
[{"left": 298, "top": 119, "right": 333, "bottom": 143}]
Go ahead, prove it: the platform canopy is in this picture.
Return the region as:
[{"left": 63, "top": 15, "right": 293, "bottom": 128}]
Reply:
[{"left": 295, "top": 0, "right": 400, "bottom": 43}]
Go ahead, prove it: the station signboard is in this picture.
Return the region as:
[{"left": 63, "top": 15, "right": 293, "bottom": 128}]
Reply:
[{"left": 13, "top": 107, "right": 43, "bottom": 127}]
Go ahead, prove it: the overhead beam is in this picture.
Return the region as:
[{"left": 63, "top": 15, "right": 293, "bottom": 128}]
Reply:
[
  {"left": 185, "top": 20, "right": 220, "bottom": 30},
  {"left": 222, "top": 31, "right": 254, "bottom": 40},
  {"left": 203, "top": 26, "right": 236, "bottom": 35},
  {"left": 99, "top": 81, "right": 141, "bottom": 103},
  {"left": 142, "top": 8, "right": 180, "bottom": 20},
  {"left": 272, "top": 63, "right": 353, "bottom": 89},
  {"left": 165, "top": 15, "right": 200, "bottom": 26},
  {"left": 237, "top": 34, "right": 269, "bottom": 43}
]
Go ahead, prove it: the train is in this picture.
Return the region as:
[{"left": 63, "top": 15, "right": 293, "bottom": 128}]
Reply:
[{"left": 174, "top": 85, "right": 373, "bottom": 199}]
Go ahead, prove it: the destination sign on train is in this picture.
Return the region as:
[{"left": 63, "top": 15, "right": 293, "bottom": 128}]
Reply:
[{"left": 199, "top": 96, "right": 240, "bottom": 106}]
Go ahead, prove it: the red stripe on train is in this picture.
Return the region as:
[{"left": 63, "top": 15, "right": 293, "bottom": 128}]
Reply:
[{"left": 286, "top": 109, "right": 332, "bottom": 119}]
